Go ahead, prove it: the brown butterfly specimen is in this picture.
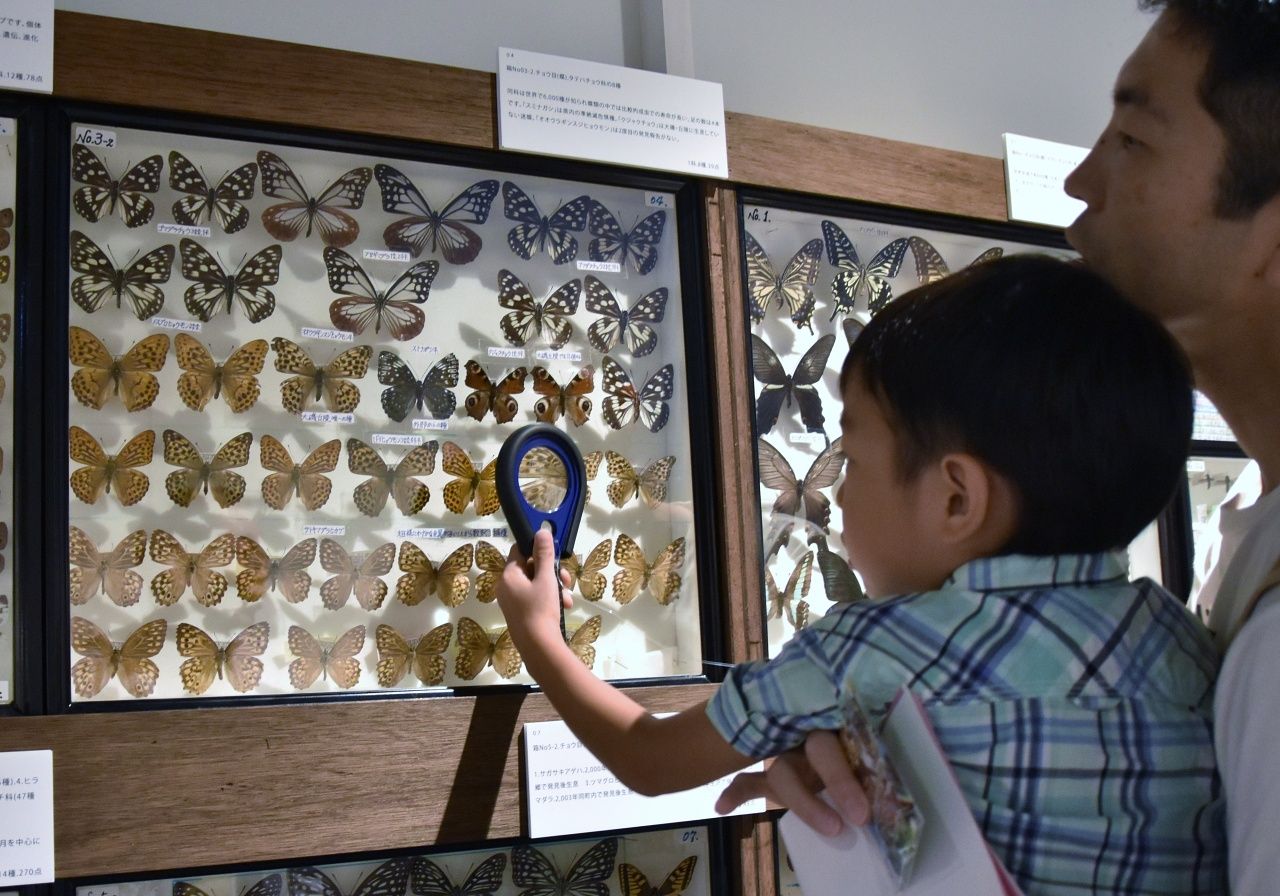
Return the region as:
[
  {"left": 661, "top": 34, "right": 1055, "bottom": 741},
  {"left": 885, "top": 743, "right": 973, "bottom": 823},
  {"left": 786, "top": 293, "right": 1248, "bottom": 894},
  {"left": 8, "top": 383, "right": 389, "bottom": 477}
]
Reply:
[
  {"left": 0, "top": 257, "right": 7, "bottom": 285},
  {"left": 162, "top": 430, "right": 253, "bottom": 508},
  {"left": 68, "top": 327, "right": 170, "bottom": 412},
  {"left": 566, "top": 615, "right": 603, "bottom": 669},
  {"left": 757, "top": 436, "right": 845, "bottom": 533},
  {"left": 257, "top": 150, "right": 371, "bottom": 248},
  {"left": 68, "top": 525, "right": 147, "bottom": 606},
  {"left": 68, "top": 426, "right": 154, "bottom": 506},
  {"left": 176, "top": 621, "right": 270, "bottom": 694},
  {"left": 0, "top": 312, "right": 9, "bottom": 341},
  {"left": 583, "top": 449, "right": 604, "bottom": 502},
  {"left": 149, "top": 530, "right": 236, "bottom": 607},
  {"left": 173, "top": 334, "right": 268, "bottom": 413},
  {"left": 71, "top": 146, "right": 163, "bottom": 227},
  {"left": 473, "top": 539, "right": 507, "bottom": 603},
  {"left": 396, "top": 541, "right": 473, "bottom": 607},
  {"left": 70, "top": 616, "right": 167, "bottom": 698},
  {"left": 288, "top": 624, "right": 366, "bottom": 690},
  {"left": 271, "top": 337, "right": 372, "bottom": 415},
  {"left": 0, "top": 207, "right": 10, "bottom": 251},
  {"left": 375, "top": 622, "right": 454, "bottom": 687},
  {"left": 454, "top": 616, "right": 522, "bottom": 680},
  {"left": 347, "top": 438, "right": 438, "bottom": 516},
  {"left": 766, "top": 551, "right": 814, "bottom": 627},
  {"left": 179, "top": 239, "right": 281, "bottom": 323},
  {"left": 563, "top": 537, "right": 612, "bottom": 602},
  {"left": 235, "top": 536, "right": 317, "bottom": 603},
  {"left": 605, "top": 451, "right": 676, "bottom": 509},
  {"left": 441, "top": 440, "right": 499, "bottom": 516},
  {"left": 612, "top": 534, "right": 686, "bottom": 605},
  {"left": 618, "top": 856, "right": 698, "bottom": 896},
  {"left": 319, "top": 539, "right": 395, "bottom": 610},
  {"left": 463, "top": 359, "right": 526, "bottom": 423},
  {"left": 531, "top": 365, "right": 595, "bottom": 427},
  {"left": 259, "top": 435, "right": 341, "bottom": 511},
  {"left": 68, "top": 231, "right": 174, "bottom": 319}
]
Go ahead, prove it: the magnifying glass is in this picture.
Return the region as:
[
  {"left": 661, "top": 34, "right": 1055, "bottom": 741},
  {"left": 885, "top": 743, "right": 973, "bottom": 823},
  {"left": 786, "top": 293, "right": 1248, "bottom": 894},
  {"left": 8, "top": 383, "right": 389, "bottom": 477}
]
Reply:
[{"left": 496, "top": 423, "right": 588, "bottom": 641}]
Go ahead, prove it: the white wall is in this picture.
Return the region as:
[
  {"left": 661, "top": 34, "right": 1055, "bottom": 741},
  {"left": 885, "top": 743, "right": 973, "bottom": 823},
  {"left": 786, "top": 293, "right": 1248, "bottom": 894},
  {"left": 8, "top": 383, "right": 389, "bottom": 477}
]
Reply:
[{"left": 54, "top": 0, "right": 1154, "bottom": 158}]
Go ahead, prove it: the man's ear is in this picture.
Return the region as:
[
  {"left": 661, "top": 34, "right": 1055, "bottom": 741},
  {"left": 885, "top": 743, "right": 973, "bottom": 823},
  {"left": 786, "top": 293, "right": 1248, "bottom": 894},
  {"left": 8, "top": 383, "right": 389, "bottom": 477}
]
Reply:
[
  {"left": 1255, "top": 197, "right": 1280, "bottom": 291},
  {"left": 933, "top": 453, "right": 1016, "bottom": 549}
]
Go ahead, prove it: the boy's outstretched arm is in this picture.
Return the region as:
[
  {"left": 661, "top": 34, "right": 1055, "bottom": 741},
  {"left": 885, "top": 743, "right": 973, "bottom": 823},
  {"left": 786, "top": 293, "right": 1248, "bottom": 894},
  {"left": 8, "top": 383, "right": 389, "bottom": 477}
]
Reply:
[{"left": 496, "top": 527, "right": 752, "bottom": 796}]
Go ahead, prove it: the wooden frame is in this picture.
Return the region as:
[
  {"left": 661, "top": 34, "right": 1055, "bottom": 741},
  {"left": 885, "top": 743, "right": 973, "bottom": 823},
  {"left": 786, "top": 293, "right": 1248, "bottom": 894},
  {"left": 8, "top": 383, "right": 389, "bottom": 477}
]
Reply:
[{"left": 0, "top": 10, "right": 1013, "bottom": 886}]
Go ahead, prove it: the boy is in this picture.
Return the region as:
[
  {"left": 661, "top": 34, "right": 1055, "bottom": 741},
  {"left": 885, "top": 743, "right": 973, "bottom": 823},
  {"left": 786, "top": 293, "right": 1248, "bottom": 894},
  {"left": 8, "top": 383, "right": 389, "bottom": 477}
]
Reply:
[{"left": 496, "top": 255, "right": 1225, "bottom": 895}]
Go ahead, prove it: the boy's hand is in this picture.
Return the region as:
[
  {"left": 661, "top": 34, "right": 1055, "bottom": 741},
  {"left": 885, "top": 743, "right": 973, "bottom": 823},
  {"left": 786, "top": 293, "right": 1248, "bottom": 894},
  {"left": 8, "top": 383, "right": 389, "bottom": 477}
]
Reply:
[{"left": 496, "top": 527, "right": 573, "bottom": 653}]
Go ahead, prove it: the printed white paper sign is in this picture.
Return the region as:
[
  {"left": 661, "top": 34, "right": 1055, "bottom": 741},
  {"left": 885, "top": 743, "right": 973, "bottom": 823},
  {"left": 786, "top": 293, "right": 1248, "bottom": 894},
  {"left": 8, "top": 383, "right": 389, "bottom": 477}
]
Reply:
[
  {"left": 1002, "top": 133, "right": 1089, "bottom": 228},
  {"left": 0, "top": 750, "right": 54, "bottom": 884},
  {"left": 0, "top": 0, "right": 53, "bottom": 94}
]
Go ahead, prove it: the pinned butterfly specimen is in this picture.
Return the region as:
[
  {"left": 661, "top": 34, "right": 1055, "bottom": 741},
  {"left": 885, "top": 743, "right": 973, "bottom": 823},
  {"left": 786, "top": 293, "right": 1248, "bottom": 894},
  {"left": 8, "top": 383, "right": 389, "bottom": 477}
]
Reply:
[
  {"left": 235, "top": 536, "right": 317, "bottom": 603},
  {"left": 566, "top": 615, "right": 602, "bottom": 669},
  {"left": 347, "top": 438, "right": 438, "bottom": 516},
  {"left": 1, "top": 313, "right": 11, "bottom": 343},
  {"left": 605, "top": 451, "right": 675, "bottom": 509},
  {"left": 172, "top": 334, "right": 268, "bottom": 413},
  {"left": 906, "top": 234, "right": 1003, "bottom": 284},
  {"left": 767, "top": 551, "right": 814, "bottom": 627},
  {"left": 0, "top": 207, "right": 10, "bottom": 251},
  {"left": 70, "top": 616, "right": 166, "bottom": 698},
  {"left": 70, "top": 145, "right": 163, "bottom": 227},
  {"left": 289, "top": 860, "right": 411, "bottom": 896},
  {"left": 0, "top": 256, "right": 8, "bottom": 284},
  {"left": 69, "top": 230, "right": 174, "bottom": 319},
  {"left": 601, "top": 355, "right": 673, "bottom": 432},
  {"left": 441, "top": 440, "right": 499, "bottom": 516},
  {"left": 377, "top": 350, "right": 458, "bottom": 422},
  {"left": 531, "top": 365, "right": 594, "bottom": 426},
  {"left": 318, "top": 539, "right": 395, "bottom": 610},
  {"left": 751, "top": 333, "right": 835, "bottom": 436},
  {"left": 168, "top": 151, "right": 258, "bottom": 233},
  {"left": 516, "top": 446, "right": 570, "bottom": 513},
  {"left": 271, "top": 337, "right": 372, "bottom": 415},
  {"left": 512, "top": 837, "right": 618, "bottom": 896},
  {"left": 68, "top": 327, "right": 170, "bottom": 412},
  {"left": 472, "top": 539, "right": 506, "bottom": 604},
  {"left": 583, "top": 277, "right": 668, "bottom": 357},
  {"left": 376, "top": 622, "right": 454, "bottom": 687},
  {"left": 288, "top": 624, "right": 366, "bottom": 690},
  {"left": 178, "top": 238, "right": 281, "bottom": 323},
  {"left": 259, "top": 435, "right": 341, "bottom": 511},
  {"left": 412, "top": 853, "right": 506, "bottom": 896},
  {"left": 618, "top": 856, "right": 698, "bottom": 896},
  {"left": 612, "top": 534, "right": 686, "bottom": 605},
  {"left": 374, "top": 165, "right": 500, "bottom": 264},
  {"left": 587, "top": 202, "right": 666, "bottom": 275},
  {"left": 174, "top": 874, "right": 281, "bottom": 896},
  {"left": 757, "top": 436, "right": 845, "bottom": 533},
  {"left": 68, "top": 426, "right": 154, "bottom": 506},
  {"left": 503, "top": 181, "right": 592, "bottom": 264},
  {"left": 463, "top": 360, "right": 526, "bottom": 423},
  {"left": 396, "top": 541, "right": 474, "bottom": 607},
  {"left": 148, "top": 530, "right": 236, "bottom": 607},
  {"left": 497, "top": 269, "right": 581, "bottom": 350},
  {"left": 563, "top": 538, "right": 612, "bottom": 602},
  {"left": 813, "top": 535, "right": 864, "bottom": 603},
  {"left": 324, "top": 247, "right": 439, "bottom": 340},
  {"left": 822, "top": 220, "right": 910, "bottom": 317},
  {"left": 68, "top": 526, "right": 147, "bottom": 606},
  {"left": 257, "top": 150, "right": 371, "bottom": 248},
  {"left": 742, "top": 231, "right": 823, "bottom": 329},
  {"left": 454, "top": 616, "right": 522, "bottom": 680},
  {"left": 162, "top": 430, "right": 252, "bottom": 508},
  {"left": 176, "top": 621, "right": 271, "bottom": 695}
]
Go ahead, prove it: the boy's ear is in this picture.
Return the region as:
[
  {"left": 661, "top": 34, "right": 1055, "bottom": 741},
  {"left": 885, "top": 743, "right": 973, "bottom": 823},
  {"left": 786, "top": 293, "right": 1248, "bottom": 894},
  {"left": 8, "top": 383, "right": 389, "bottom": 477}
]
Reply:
[{"left": 933, "top": 453, "right": 1014, "bottom": 548}]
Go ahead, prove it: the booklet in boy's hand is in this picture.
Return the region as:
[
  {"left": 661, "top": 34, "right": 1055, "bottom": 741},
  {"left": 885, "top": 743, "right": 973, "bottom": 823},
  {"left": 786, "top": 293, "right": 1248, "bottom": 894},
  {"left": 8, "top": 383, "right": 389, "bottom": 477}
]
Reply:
[{"left": 779, "top": 689, "right": 1023, "bottom": 896}]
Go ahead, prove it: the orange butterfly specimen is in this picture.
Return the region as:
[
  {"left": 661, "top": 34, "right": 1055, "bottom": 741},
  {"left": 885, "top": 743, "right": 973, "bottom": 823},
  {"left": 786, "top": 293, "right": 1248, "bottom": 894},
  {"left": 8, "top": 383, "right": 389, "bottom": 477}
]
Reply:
[
  {"left": 71, "top": 146, "right": 163, "bottom": 228},
  {"left": 259, "top": 435, "right": 341, "bottom": 511},
  {"left": 68, "top": 426, "right": 154, "bottom": 506},
  {"left": 319, "top": 539, "right": 395, "bottom": 610},
  {"left": 566, "top": 615, "right": 602, "bottom": 669},
  {"left": 235, "top": 536, "right": 317, "bottom": 603},
  {"left": 463, "top": 360, "right": 526, "bottom": 423},
  {"left": 68, "top": 526, "right": 147, "bottom": 606},
  {"left": 162, "top": 430, "right": 253, "bottom": 508},
  {"left": 605, "top": 451, "right": 676, "bottom": 509},
  {"left": 347, "top": 438, "right": 437, "bottom": 516},
  {"left": 454, "top": 616, "right": 522, "bottom": 680},
  {"left": 149, "top": 530, "right": 236, "bottom": 607},
  {"left": 472, "top": 539, "right": 507, "bottom": 603},
  {"left": 396, "top": 541, "right": 473, "bottom": 607},
  {"left": 257, "top": 150, "right": 371, "bottom": 248},
  {"left": 612, "top": 534, "right": 686, "bottom": 605},
  {"left": 618, "top": 856, "right": 698, "bottom": 896},
  {"left": 70, "top": 616, "right": 166, "bottom": 698},
  {"left": 531, "top": 365, "right": 595, "bottom": 426},
  {"left": 271, "top": 337, "right": 372, "bottom": 415},
  {"left": 563, "top": 537, "right": 612, "bottom": 602},
  {"left": 68, "top": 327, "right": 170, "bottom": 412},
  {"left": 176, "top": 621, "right": 270, "bottom": 694},
  {"left": 288, "top": 624, "right": 366, "bottom": 690},
  {"left": 376, "top": 623, "right": 454, "bottom": 687},
  {"left": 441, "top": 440, "right": 499, "bottom": 516},
  {"left": 173, "top": 334, "right": 268, "bottom": 413}
]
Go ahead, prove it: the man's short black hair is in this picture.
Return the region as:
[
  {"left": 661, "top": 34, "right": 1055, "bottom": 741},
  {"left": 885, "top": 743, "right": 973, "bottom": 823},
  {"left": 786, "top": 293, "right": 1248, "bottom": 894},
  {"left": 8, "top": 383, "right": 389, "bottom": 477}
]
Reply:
[
  {"left": 841, "top": 254, "right": 1193, "bottom": 555},
  {"left": 1141, "top": 0, "right": 1280, "bottom": 216}
]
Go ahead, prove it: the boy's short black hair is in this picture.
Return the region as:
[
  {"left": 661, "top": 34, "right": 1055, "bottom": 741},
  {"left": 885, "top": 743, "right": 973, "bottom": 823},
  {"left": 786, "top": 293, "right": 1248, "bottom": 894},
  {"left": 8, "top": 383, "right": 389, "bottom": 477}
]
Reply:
[{"left": 841, "top": 254, "right": 1193, "bottom": 555}]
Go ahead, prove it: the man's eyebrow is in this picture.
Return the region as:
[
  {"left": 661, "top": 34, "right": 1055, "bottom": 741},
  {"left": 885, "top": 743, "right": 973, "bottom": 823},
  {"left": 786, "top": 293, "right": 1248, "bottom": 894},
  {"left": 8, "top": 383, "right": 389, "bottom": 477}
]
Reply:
[{"left": 1114, "top": 84, "right": 1170, "bottom": 123}]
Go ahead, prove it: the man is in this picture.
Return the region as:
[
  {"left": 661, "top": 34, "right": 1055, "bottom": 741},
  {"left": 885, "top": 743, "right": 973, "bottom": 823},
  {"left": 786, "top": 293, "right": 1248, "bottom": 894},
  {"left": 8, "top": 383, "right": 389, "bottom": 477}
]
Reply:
[{"left": 717, "top": 2, "right": 1280, "bottom": 892}]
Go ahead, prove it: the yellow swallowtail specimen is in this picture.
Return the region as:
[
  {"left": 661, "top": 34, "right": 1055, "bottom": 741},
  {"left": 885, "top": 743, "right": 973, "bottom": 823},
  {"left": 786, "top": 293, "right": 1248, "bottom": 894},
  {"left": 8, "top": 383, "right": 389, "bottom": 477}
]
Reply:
[
  {"left": 618, "top": 856, "right": 698, "bottom": 896},
  {"left": 766, "top": 551, "right": 814, "bottom": 627}
]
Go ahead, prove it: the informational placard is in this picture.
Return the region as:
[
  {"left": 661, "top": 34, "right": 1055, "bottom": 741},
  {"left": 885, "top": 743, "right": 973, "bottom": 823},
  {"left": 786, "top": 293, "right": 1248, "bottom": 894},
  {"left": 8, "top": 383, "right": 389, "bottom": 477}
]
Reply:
[
  {"left": 523, "top": 717, "right": 764, "bottom": 838},
  {"left": 1002, "top": 133, "right": 1089, "bottom": 228},
  {"left": 498, "top": 47, "right": 728, "bottom": 179},
  {"left": 0, "top": 750, "right": 54, "bottom": 884},
  {"left": 0, "top": 0, "right": 53, "bottom": 94}
]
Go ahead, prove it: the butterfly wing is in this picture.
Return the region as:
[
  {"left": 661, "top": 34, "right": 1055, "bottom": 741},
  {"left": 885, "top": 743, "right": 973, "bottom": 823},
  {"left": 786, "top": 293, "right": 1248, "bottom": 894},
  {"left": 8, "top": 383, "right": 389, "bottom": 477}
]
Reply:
[
  {"left": 454, "top": 616, "right": 492, "bottom": 681},
  {"left": 797, "top": 437, "right": 845, "bottom": 530},
  {"left": 376, "top": 166, "right": 499, "bottom": 263},
  {"left": 204, "top": 431, "right": 253, "bottom": 508},
  {"left": 473, "top": 539, "right": 506, "bottom": 603},
  {"left": 589, "top": 204, "right": 665, "bottom": 275},
  {"left": 637, "top": 364, "right": 674, "bottom": 432},
  {"left": 353, "top": 542, "right": 396, "bottom": 610},
  {"left": 220, "top": 621, "right": 270, "bottom": 692},
  {"left": 567, "top": 615, "right": 602, "bottom": 668},
  {"left": 217, "top": 338, "right": 269, "bottom": 412},
  {"left": 348, "top": 438, "right": 392, "bottom": 516},
  {"left": 175, "top": 622, "right": 220, "bottom": 694},
  {"left": 412, "top": 623, "right": 454, "bottom": 686},
  {"left": 276, "top": 538, "right": 318, "bottom": 603},
  {"left": 418, "top": 352, "right": 460, "bottom": 419},
  {"left": 258, "top": 151, "right": 370, "bottom": 247},
  {"left": 392, "top": 440, "right": 438, "bottom": 515}
]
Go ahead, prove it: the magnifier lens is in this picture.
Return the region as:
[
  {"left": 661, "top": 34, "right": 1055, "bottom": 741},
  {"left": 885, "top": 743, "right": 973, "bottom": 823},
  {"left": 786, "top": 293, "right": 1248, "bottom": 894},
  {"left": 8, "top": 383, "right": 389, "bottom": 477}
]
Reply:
[{"left": 518, "top": 446, "right": 568, "bottom": 513}]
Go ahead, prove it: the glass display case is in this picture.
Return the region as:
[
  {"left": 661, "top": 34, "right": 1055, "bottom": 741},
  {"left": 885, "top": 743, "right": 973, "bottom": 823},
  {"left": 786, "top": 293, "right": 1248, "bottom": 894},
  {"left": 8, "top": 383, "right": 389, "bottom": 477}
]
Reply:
[{"left": 0, "top": 115, "right": 15, "bottom": 704}]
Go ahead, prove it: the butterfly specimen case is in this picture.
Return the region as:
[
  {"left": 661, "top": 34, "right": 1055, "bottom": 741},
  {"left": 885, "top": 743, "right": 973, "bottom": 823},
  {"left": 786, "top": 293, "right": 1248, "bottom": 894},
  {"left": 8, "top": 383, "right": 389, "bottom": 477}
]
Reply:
[{"left": 0, "top": 115, "right": 16, "bottom": 705}]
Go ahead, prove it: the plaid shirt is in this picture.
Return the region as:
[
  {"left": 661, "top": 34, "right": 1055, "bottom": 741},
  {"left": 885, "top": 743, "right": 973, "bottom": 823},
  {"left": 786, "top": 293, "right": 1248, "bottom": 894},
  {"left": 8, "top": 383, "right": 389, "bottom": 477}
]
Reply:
[{"left": 708, "top": 552, "right": 1226, "bottom": 895}]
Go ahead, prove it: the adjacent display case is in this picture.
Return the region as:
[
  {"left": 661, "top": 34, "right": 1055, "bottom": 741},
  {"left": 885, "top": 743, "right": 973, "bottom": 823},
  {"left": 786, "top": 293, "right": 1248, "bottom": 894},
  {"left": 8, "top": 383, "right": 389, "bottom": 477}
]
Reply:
[{"left": 0, "top": 114, "right": 14, "bottom": 703}]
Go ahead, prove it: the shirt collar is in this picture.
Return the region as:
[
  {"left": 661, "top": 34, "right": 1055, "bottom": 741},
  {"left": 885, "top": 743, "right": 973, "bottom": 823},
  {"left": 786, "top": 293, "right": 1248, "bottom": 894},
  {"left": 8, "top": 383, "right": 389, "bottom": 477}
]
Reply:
[{"left": 944, "top": 551, "right": 1130, "bottom": 592}]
